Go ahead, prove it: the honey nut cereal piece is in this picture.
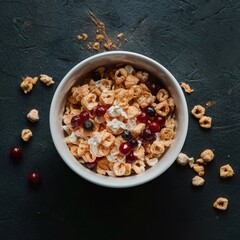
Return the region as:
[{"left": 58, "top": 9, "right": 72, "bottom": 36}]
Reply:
[
  {"left": 98, "top": 79, "right": 113, "bottom": 92},
  {"left": 113, "top": 162, "right": 126, "bottom": 176},
  {"left": 115, "top": 68, "right": 128, "bottom": 84},
  {"left": 180, "top": 82, "right": 194, "bottom": 93},
  {"left": 150, "top": 140, "right": 165, "bottom": 155},
  {"left": 165, "top": 118, "right": 175, "bottom": 130},
  {"left": 124, "top": 75, "right": 139, "bottom": 89},
  {"left": 124, "top": 163, "right": 132, "bottom": 176},
  {"left": 20, "top": 76, "right": 38, "bottom": 94},
  {"left": 27, "top": 109, "right": 39, "bottom": 122},
  {"left": 21, "top": 129, "right": 33, "bottom": 142},
  {"left": 40, "top": 74, "right": 54, "bottom": 86},
  {"left": 77, "top": 141, "right": 89, "bottom": 157},
  {"left": 213, "top": 197, "right": 228, "bottom": 211},
  {"left": 134, "top": 71, "right": 148, "bottom": 83},
  {"left": 200, "top": 149, "right": 214, "bottom": 163},
  {"left": 131, "top": 123, "right": 145, "bottom": 138},
  {"left": 126, "top": 106, "right": 140, "bottom": 119},
  {"left": 167, "top": 97, "right": 175, "bottom": 111},
  {"left": 93, "top": 42, "right": 100, "bottom": 51},
  {"left": 96, "top": 34, "right": 104, "bottom": 42},
  {"left": 124, "top": 65, "right": 135, "bottom": 74},
  {"left": 220, "top": 164, "right": 234, "bottom": 178},
  {"left": 196, "top": 158, "right": 205, "bottom": 165},
  {"left": 176, "top": 153, "right": 191, "bottom": 166},
  {"left": 133, "top": 145, "right": 145, "bottom": 160},
  {"left": 192, "top": 175, "right": 205, "bottom": 186},
  {"left": 132, "top": 160, "right": 146, "bottom": 174},
  {"left": 77, "top": 35, "right": 83, "bottom": 41},
  {"left": 199, "top": 116, "right": 212, "bottom": 129},
  {"left": 155, "top": 100, "right": 170, "bottom": 117},
  {"left": 82, "top": 33, "right": 88, "bottom": 41},
  {"left": 70, "top": 145, "right": 79, "bottom": 158},
  {"left": 99, "top": 91, "right": 115, "bottom": 105},
  {"left": 100, "top": 131, "right": 115, "bottom": 148},
  {"left": 145, "top": 156, "right": 158, "bottom": 167},
  {"left": 159, "top": 127, "right": 175, "bottom": 141},
  {"left": 191, "top": 105, "right": 205, "bottom": 119},
  {"left": 192, "top": 164, "right": 205, "bottom": 176},
  {"left": 156, "top": 88, "right": 169, "bottom": 102},
  {"left": 81, "top": 93, "right": 98, "bottom": 110}
]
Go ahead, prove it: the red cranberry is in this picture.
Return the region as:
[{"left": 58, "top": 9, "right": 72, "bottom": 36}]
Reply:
[
  {"left": 149, "top": 121, "right": 161, "bottom": 133},
  {"left": 80, "top": 111, "right": 90, "bottom": 121},
  {"left": 154, "top": 116, "right": 165, "bottom": 127},
  {"left": 71, "top": 115, "right": 83, "bottom": 127},
  {"left": 137, "top": 111, "right": 148, "bottom": 123},
  {"left": 142, "top": 128, "right": 155, "bottom": 141},
  {"left": 28, "top": 172, "right": 41, "bottom": 184},
  {"left": 126, "top": 151, "right": 137, "bottom": 163},
  {"left": 119, "top": 142, "right": 132, "bottom": 155},
  {"left": 95, "top": 106, "right": 107, "bottom": 116},
  {"left": 10, "top": 147, "right": 22, "bottom": 158}
]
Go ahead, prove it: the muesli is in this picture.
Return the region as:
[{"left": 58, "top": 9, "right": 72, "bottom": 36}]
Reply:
[{"left": 62, "top": 65, "right": 176, "bottom": 176}]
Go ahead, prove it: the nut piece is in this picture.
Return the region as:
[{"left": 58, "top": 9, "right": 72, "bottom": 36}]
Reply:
[
  {"left": 180, "top": 82, "right": 194, "bottom": 93},
  {"left": 191, "top": 105, "right": 205, "bottom": 119},
  {"left": 200, "top": 149, "right": 214, "bottom": 163},
  {"left": 199, "top": 116, "right": 212, "bottom": 128},
  {"left": 27, "top": 109, "right": 39, "bottom": 123},
  {"left": 220, "top": 164, "right": 234, "bottom": 178},
  {"left": 21, "top": 129, "right": 33, "bottom": 142},
  {"left": 192, "top": 175, "right": 205, "bottom": 186},
  {"left": 192, "top": 164, "right": 205, "bottom": 176},
  {"left": 40, "top": 74, "right": 54, "bottom": 86},
  {"left": 176, "top": 152, "right": 193, "bottom": 166},
  {"left": 20, "top": 76, "right": 38, "bottom": 94},
  {"left": 213, "top": 197, "right": 228, "bottom": 210}
]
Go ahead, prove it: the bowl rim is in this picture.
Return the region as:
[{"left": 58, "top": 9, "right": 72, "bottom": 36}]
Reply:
[{"left": 50, "top": 50, "right": 189, "bottom": 188}]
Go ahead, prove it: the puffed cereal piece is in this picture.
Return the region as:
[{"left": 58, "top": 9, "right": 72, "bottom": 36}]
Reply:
[
  {"left": 70, "top": 145, "right": 79, "bottom": 158},
  {"left": 131, "top": 123, "right": 145, "bottom": 138},
  {"left": 130, "top": 85, "right": 142, "bottom": 98},
  {"left": 126, "top": 106, "right": 140, "bottom": 119},
  {"left": 77, "top": 140, "right": 89, "bottom": 157},
  {"left": 156, "top": 88, "right": 169, "bottom": 102},
  {"left": 145, "top": 155, "right": 158, "bottom": 166},
  {"left": 133, "top": 145, "right": 145, "bottom": 160},
  {"left": 40, "top": 74, "right": 54, "bottom": 86},
  {"left": 115, "top": 68, "right": 128, "bottom": 84},
  {"left": 191, "top": 105, "right": 205, "bottom": 119},
  {"left": 180, "top": 82, "right": 194, "bottom": 93},
  {"left": 100, "top": 131, "right": 115, "bottom": 148},
  {"left": 99, "top": 90, "right": 115, "bottom": 105},
  {"left": 192, "top": 164, "right": 205, "bottom": 176},
  {"left": 124, "top": 65, "right": 135, "bottom": 74},
  {"left": 213, "top": 197, "right": 228, "bottom": 211},
  {"left": 159, "top": 127, "right": 175, "bottom": 141},
  {"left": 176, "top": 153, "right": 190, "bottom": 166},
  {"left": 220, "top": 164, "right": 234, "bottom": 178},
  {"left": 137, "top": 91, "right": 156, "bottom": 108},
  {"left": 21, "top": 129, "right": 33, "bottom": 142},
  {"left": 27, "top": 109, "right": 39, "bottom": 122},
  {"left": 196, "top": 158, "right": 205, "bottom": 164},
  {"left": 98, "top": 79, "right": 113, "bottom": 92},
  {"left": 124, "top": 74, "right": 139, "bottom": 89},
  {"left": 164, "top": 118, "right": 175, "bottom": 129},
  {"left": 73, "top": 84, "right": 90, "bottom": 102},
  {"left": 20, "top": 76, "right": 38, "bottom": 94},
  {"left": 81, "top": 93, "right": 98, "bottom": 110},
  {"left": 200, "top": 149, "right": 214, "bottom": 163},
  {"left": 155, "top": 100, "right": 170, "bottom": 117},
  {"left": 132, "top": 160, "right": 146, "bottom": 174},
  {"left": 150, "top": 140, "right": 165, "bottom": 155},
  {"left": 192, "top": 175, "right": 205, "bottom": 186},
  {"left": 167, "top": 97, "right": 175, "bottom": 111},
  {"left": 134, "top": 71, "right": 148, "bottom": 83},
  {"left": 199, "top": 116, "right": 212, "bottom": 129},
  {"left": 113, "top": 162, "right": 126, "bottom": 176},
  {"left": 124, "top": 163, "right": 132, "bottom": 176}
]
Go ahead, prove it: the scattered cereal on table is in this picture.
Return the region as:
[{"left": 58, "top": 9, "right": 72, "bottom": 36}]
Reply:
[
  {"left": 213, "top": 197, "right": 228, "bottom": 210},
  {"left": 21, "top": 129, "right": 33, "bottom": 142},
  {"left": 40, "top": 74, "right": 54, "bottom": 86},
  {"left": 176, "top": 152, "right": 194, "bottom": 166},
  {"left": 199, "top": 116, "right": 212, "bottom": 128},
  {"left": 200, "top": 149, "right": 214, "bottom": 163},
  {"left": 192, "top": 164, "right": 205, "bottom": 176},
  {"left": 77, "top": 35, "right": 83, "bottom": 41},
  {"left": 220, "top": 164, "right": 234, "bottom": 178},
  {"left": 93, "top": 42, "right": 100, "bottom": 51},
  {"left": 20, "top": 76, "right": 38, "bottom": 94},
  {"left": 192, "top": 175, "right": 205, "bottom": 186},
  {"left": 82, "top": 33, "right": 88, "bottom": 41},
  {"left": 180, "top": 82, "right": 194, "bottom": 93},
  {"left": 191, "top": 105, "right": 205, "bottom": 119},
  {"left": 27, "top": 109, "right": 39, "bottom": 122}
]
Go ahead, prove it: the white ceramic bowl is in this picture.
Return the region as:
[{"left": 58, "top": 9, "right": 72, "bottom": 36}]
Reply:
[{"left": 50, "top": 51, "right": 188, "bottom": 188}]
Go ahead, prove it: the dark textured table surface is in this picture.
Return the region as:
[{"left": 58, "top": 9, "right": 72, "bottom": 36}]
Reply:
[{"left": 1, "top": 1, "right": 240, "bottom": 239}]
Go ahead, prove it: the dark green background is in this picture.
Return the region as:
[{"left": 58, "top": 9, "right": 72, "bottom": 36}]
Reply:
[{"left": 1, "top": 0, "right": 240, "bottom": 239}]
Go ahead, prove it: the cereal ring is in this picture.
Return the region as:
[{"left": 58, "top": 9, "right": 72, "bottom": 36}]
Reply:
[
  {"left": 133, "top": 145, "right": 145, "bottom": 160},
  {"left": 220, "top": 164, "right": 234, "bottom": 178},
  {"left": 126, "top": 106, "right": 140, "bottom": 119},
  {"left": 155, "top": 100, "right": 170, "bottom": 116},
  {"left": 81, "top": 93, "right": 98, "bottom": 110},
  {"left": 124, "top": 75, "right": 139, "bottom": 89},
  {"left": 199, "top": 116, "right": 212, "bottom": 128},
  {"left": 113, "top": 162, "right": 126, "bottom": 176},
  {"left": 150, "top": 140, "right": 165, "bottom": 155},
  {"left": 100, "top": 131, "right": 115, "bottom": 148},
  {"left": 132, "top": 160, "right": 145, "bottom": 174},
  {"left": 137, "top": 91, "right": 156, "bottom": 108},
  {"left": 130, "top": 85, "right": 142, "bottom": 98},
  {"left": 145, "top": 155, "right": 158, "bottom": 166},
  {"left": 124, "top": 163, "right": 132, "bottom": 176},
  {"left": 134, "top": 71, "right": 148, "bottom": 83},
  {"left": 191, "top": 105, "right": 205, "bottom": 119},
  {"left": 156, "top": 88, "right": 169, "bottom": 102},
  {"left": 213, "top": 197, "right": 228, "bottom": 210},
  {"left": 115, "top": 68, "right": 128, "bottom": 84},
  {"left": 99, "top": 91, "right": 115, "bottom": 105},
  {"left": 98, "top": 79, "right": 113, "bottom": 92},
  {"left": 159, "top": 127, "right": 175, "bottom": 141}
]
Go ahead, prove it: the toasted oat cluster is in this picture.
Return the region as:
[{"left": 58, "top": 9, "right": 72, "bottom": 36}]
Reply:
[{"left": 62, "top": 65, "right": 176, "bottom": 176}]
